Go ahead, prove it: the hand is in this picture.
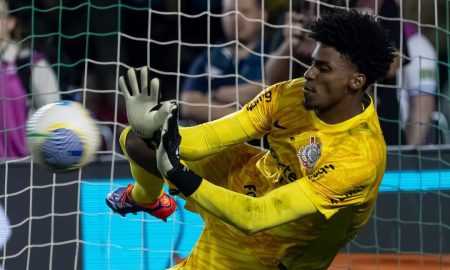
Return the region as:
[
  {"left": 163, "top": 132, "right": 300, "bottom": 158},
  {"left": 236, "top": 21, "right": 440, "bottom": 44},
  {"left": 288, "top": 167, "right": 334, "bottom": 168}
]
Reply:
[
  {"left": 283, "top": 12, "right": 316, "bottom": 59},
  {"left": 119, "top": 66, "right": 171, "bottom": 140},
  {"left": 283, "top": 11, "right": 305, "bottom": 41},
  {"left": 157, "top": 103, "right": 182, "bottom": 178},
  {"left": 157, "top": 104, "right": 202, "bottom": 196}
]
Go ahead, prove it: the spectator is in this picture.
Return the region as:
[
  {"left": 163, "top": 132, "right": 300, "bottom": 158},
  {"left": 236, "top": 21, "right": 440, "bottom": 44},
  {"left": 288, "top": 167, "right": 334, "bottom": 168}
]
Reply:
[
  {"left": 265, "top": 1, "right": 317, "bottom": 85},
  {"left": 27, "top": 1, "right": 79, "bottom": 98},
  {"left": 398, "top": 22, "right": 437, "bottom": 145},
  {"left": 267, "top": 0, "right": 438, "bottom": 145},
  {"left": 357, "top": 0, "right": 437, "bottom": 145},
  {"left": 396, "top": 0, "right": 438, "bottom": 145},
  {"left": 180, "top": 0, "right": 269, "bottom": 124},
  {"left": 265, "top": 0, "right": 355, "bottom": 85},
  {"left": 0, "top": 0, "right": 60, "bottom": 159}
]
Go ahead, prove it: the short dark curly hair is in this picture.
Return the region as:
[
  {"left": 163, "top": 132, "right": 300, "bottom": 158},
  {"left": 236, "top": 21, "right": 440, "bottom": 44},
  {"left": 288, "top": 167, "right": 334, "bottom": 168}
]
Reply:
[{"left": 310, "top": 8, "right": 395, "bottom": 88}]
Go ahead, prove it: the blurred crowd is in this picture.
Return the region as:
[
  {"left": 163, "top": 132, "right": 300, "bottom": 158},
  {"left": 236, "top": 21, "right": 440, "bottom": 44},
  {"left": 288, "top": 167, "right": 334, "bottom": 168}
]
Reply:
[{"left": 1, "top": 0, "right": 449, "bottom": 160}]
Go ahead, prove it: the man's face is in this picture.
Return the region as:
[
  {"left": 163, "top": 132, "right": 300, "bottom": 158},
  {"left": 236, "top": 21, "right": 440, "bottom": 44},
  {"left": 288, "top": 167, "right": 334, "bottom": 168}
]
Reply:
[
  {"left": 303, "top": 43, "right": 358, "bottom": 111},
  {"left": 0, "top": 1, "right": 18, "bottom": 52},
  {"left": 0, "top": 1, "right": 14, "bottom": 43},
  {"left": 221, "top": 0, "right": 263, "bottom": 45}
]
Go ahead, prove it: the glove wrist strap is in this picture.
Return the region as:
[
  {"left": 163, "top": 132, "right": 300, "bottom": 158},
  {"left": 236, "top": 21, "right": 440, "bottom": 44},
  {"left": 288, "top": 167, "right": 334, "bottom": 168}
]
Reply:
[{"left": 167, "top": 165, "right": 202, "bottom": 197}]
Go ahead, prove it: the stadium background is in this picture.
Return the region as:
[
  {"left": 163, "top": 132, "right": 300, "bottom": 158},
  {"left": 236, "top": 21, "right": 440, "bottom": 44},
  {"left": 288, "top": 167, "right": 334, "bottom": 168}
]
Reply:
[{"left": 1, "top": 0, "right": 450, "bottom": 269}]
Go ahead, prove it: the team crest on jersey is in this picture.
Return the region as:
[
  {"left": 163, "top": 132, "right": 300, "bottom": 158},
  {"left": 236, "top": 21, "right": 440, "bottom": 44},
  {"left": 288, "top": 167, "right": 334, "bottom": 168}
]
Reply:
[{"left": 298, "top": 136, "right": 321, "bottom": 171}]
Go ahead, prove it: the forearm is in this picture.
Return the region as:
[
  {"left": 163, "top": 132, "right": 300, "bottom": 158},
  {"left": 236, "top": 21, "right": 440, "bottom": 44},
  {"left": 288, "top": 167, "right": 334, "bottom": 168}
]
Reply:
[
  {"left": 179, "top": 109, "right": 261, "bottom": 160},
  {"left": 265, "top": 41, "right": 292, "bottom": 85},
  {"left": 158, "top": 104, "right": 317, "bottom": 235},
  {"left": 406, "top": 94, "right": 435, "bottom": 145},
  {"left": 214, "top": 83, "right": 264, "bottom": 104},
  {"left": 169, "top": 170, "right": 317, "bottom": 234},
  {"left": 178, "top": 83, "right": 276, "bottom": 158}
]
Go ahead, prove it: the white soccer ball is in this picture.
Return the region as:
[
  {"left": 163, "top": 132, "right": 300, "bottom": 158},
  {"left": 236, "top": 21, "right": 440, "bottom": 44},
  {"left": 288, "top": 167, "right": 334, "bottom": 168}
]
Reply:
[{"left": 26, "top": 100, "right": 101, "bottom": 171}]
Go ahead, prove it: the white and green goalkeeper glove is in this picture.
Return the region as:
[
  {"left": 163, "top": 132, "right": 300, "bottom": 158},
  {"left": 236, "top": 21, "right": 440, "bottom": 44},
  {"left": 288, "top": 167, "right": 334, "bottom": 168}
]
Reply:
[
  {"left": 157, "top": 104, "right": 202, "bottom": 197},
  {"left": 119, "top": 66, "right": 171, "bottom": 142}
]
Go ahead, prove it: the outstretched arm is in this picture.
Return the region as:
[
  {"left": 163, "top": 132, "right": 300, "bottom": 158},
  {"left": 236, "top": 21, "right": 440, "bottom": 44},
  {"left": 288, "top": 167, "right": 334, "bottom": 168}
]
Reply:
[
  {"left": 179, "top": 109, "right": 261, "bottom": 161},
  {"left": 179, "top": 84, "right": 278, "bottom": 160},
  {"left": 118, "top": 66, "right": 270, "bottom": 160},
  {"left": 188, "top": 179, "right": 317, "bottom": 234},
  {"left": 157, "top": 105, "right": 318, "bottom": 234}
]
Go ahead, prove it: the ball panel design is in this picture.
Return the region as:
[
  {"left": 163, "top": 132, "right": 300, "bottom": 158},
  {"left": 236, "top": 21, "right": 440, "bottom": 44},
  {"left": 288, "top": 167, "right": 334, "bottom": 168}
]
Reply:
[
  {"left": 26, "top": 100, "right": 100, "bottom": 171},
  {"left": 41, "top": 128, "right": 84, "bottom": 170}
]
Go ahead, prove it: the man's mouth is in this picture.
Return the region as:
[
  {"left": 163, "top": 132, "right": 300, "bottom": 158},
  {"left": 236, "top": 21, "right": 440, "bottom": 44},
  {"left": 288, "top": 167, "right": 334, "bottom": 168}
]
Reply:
[{"left": 304, "top": 85, "right": 314, "bottom": 93}]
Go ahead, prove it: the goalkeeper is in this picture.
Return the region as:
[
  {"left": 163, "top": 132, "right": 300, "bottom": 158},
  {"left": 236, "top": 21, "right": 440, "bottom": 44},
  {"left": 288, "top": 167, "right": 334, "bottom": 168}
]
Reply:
[{"left": 106, "top": 9, "right": 395, "bottom": 269}]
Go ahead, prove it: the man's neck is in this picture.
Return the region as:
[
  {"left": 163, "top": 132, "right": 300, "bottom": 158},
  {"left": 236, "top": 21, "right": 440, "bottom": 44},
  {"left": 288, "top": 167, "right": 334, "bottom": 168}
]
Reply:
[{"left": 316, "top": 98, "right": 365, "bottom": 125}]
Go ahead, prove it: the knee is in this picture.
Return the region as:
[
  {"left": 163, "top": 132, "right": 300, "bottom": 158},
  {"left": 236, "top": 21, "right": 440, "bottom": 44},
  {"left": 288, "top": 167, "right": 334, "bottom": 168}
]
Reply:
[
  {"left": 123, "top": 129, "right": 160, "bottom": 175},
  {"left": 125, "top": 130, "right": 149, "bottom": 157}
]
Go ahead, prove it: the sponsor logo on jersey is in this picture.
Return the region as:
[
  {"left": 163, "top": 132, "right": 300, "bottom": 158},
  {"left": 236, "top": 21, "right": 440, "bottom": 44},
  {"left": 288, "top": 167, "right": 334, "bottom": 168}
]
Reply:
[
  {"left": 270, "top": 147, "right": 298, "bottom": 184},
  {"left": 330, "top": 185, "right": 364, "bottom": 204},
  {"left": 246, "top": 90, "right": 272, "bottom": 111},
  {"left": 308, "top": 164, "right": 335, "bottom": 181},
  {"left": 274, "top": 120, "right": 287, "bottom": 129},
  {"left": 298, "top": 136, "right": 321, "bottom": 171}
]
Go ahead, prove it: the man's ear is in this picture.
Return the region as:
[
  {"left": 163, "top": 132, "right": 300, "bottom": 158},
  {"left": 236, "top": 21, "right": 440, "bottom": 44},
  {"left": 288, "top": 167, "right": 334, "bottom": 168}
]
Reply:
[{"left": 349, "top": 73, "right": 366, "bottom": 91}]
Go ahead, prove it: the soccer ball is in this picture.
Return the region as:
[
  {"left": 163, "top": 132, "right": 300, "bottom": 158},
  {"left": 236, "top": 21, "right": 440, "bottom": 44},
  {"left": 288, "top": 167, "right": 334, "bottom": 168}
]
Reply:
[{"left": 26, "top": 100, "right": 101, "bottom": 171}]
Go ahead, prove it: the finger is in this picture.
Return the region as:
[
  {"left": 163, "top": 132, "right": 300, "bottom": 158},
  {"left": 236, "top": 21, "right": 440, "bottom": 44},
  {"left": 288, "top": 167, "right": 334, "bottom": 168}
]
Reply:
[
  {"left": 161, "top": 104, "right": 177, "bottom": 140},
  {"left": 290, "top": 26, "right": 303, "bottom": 37},
  {"left": 167, "top": 104, "right": 180, "bottom": 145},
  {"left": 167, "top": 104, "right": 178, "bottom": 131},
  {"left": 118, "top": 76, "right": 131, "bottom": 99},
  {"left": 127, "top": 68, "right": 140, "bottom": 96},
  {"left": 291, "top": 12, "right": 304, "bottom": 22},
  {"left": 159, "top": 104, "right": 181, "bottom": 169},
  {"left": 149, "top": 78, "right": 160, "bottom": 104},
  {"left": 158, "top": 101, "right": 172, "bottom": 116},
  {"left": 284, "top": 12, "right": 304, "bottom": 24},
  {"left": 139, "top": 66, "right": 149, "bottom": 96},
  {"left": 151, "top": 101, "right": 172, "bottom": 127},
  {"left": 161, "top": 104, "right": 175, "bottom": 137},
  {"left": 160, "top": 108, "right": 172, "bottom": 152}
]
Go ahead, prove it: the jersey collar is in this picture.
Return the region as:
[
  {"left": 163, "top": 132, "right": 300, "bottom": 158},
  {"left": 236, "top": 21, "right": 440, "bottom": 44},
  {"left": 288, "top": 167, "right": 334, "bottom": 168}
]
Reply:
[{"left": 310, "top": 94, "right": 375, "bottom": 132}]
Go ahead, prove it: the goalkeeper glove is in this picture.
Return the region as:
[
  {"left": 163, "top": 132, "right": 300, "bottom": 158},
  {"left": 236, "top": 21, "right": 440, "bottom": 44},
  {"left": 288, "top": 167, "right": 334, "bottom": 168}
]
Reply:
[
  {"left": 157, "top": 104, "right": 202, "bottom": 197},
  {"left": 118, "top": 66, "right": 171, "bottom": 143}
]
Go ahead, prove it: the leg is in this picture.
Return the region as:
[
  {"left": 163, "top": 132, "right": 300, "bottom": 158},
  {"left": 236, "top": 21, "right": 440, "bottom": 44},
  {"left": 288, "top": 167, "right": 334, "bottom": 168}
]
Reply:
[
  {"left": 106, "top": 126, "right": 176, "bottom": 221},
  {"left": 120, "top": 126, "right": 164, "bottom": 203}
]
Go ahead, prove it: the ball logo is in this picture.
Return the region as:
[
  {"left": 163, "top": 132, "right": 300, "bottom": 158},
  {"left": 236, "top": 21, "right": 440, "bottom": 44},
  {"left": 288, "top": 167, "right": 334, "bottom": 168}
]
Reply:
[{"left": 298, "top": 136, "right": 321, "bottom": 171}]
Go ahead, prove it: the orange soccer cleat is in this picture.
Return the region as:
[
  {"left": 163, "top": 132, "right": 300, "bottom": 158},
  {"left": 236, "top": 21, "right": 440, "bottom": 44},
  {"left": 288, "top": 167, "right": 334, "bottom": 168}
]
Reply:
[{"left": 106, "top": 184, "right": 176, "bottom": 222}]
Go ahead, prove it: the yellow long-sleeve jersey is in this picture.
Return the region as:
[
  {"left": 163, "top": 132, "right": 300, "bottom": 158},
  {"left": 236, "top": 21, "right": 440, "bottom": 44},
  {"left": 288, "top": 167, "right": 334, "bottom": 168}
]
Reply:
[{"left": 169, "top": 78, "right": 387, "bottom": 270}]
